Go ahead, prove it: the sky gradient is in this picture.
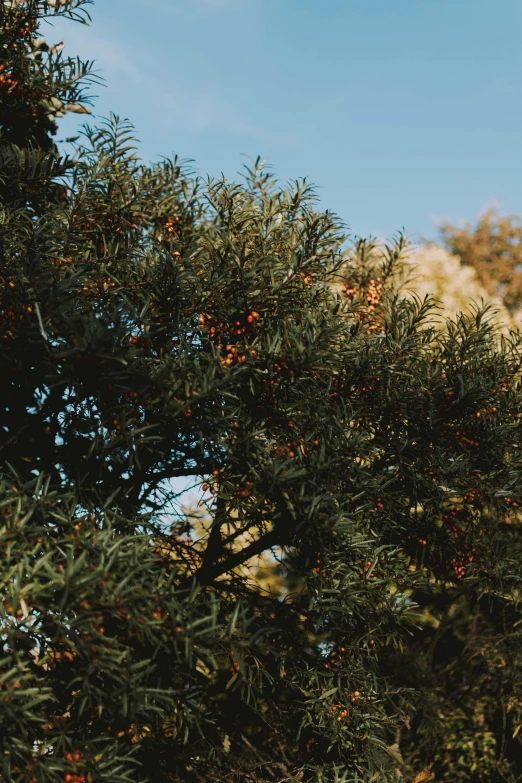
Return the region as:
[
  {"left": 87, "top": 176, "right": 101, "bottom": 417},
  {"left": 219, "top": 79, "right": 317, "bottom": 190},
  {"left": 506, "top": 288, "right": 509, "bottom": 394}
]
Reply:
[{"left": 48, "top": 0, "right": 522, "bottom": 243}]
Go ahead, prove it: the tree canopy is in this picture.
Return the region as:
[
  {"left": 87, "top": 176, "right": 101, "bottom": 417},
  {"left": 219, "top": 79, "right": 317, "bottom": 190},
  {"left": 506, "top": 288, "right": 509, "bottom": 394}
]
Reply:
[
  {"left": 1, "top": 3, "right": 522, "bottom": 782},
  {"left": 440, "top": 209, "right": 522, "bottom": 320}
]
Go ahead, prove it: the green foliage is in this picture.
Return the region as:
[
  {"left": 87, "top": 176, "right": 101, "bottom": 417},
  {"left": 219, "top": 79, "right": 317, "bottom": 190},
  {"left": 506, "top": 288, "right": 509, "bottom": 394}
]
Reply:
[
  {"left": 0, "top": 0, "right": 95, "bottom": 150},
  {"left": 1, "top": 3, "right": 522, "bottom": 782}
]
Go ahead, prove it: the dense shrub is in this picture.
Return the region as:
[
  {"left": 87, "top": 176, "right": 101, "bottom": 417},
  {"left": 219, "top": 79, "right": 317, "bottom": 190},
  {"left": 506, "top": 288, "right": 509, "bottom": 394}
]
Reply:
[{"left": 1, "top": 3, "right": 521, "bottom": 781}]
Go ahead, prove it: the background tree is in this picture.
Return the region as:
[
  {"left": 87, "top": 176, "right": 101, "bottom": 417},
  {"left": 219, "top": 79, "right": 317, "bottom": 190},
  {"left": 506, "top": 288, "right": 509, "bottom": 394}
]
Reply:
[
  {"left": 439, "top": 209, "right": 522, "bottom": 319},
  {"left": 1, "top": 3, "right": 522, "bottom": 783},
  {"left": 402, "top": 244, "right": 511, "bottom": 327}
]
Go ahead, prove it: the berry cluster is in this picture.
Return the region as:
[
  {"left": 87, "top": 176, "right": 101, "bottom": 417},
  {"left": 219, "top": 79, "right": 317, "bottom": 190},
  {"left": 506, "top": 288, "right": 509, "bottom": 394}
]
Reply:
[
  {"left": 0, "top": 294, "right": 34, "bottom": 339},
  {"left": 317, "top": 678, "right": 368, "bottom": 725},
  {"left": 229, "top": 650, "right": 240, "bottom": 674},
  {"left": 80, "top": 276, "right": 117, "bottom": 297},
  {"left": 220, "top": 345, "right": 248, "bottom": 367},
  {"left": 462, "top": 489, "right": 486, "bottom": 510},
  {"left": 231, "top": 479, "right": 253, "bottom": 499},
  {"left": 163, "top": 216, "right": 180, "bottom": 237},
  {"left": 128, "top": 333, "right": 151, "bottom": 349},
  {"left": 442, "top": 506, "right": 478, "bottom": 578},
  {"left": 330, "top": 374, "right": 345, "bottom": 398},
  {"left": 443, "top": 506, "right": 472, "bottom": 529},
  {"left": 198, "top": 309, "right": 260, "bottom": 341},
  {"left": 274, "top": 440, "right": 302, "bottom": 458},
  {"left": 58, "top": 257, "right": 73, "bottom": 270},
  {"left": 63, "top": 750, "right": 85, "bottom": 783},
  {"left": 449, "top": 554, "right": 475, "bottom": 580},
  {"left": 366, "top": 277, "right": 383, "bottom": 312},
  {"left": 0, "top": 66, "right": 19, "bottom": 94},
  {"left": 343, "top": 282, "right": 357, "bottom": 300},
  {"left": 270, "top": 357, "right": 294, "bottom": 383},
  {"left": 201, "top": 470, "right": 220, "bottom": 496},
  {"left": 454, "top": 427, "right": 480, "bottom": 449},
  {"left": 343, "top": 277, "right": 384, "bottom": 332}
]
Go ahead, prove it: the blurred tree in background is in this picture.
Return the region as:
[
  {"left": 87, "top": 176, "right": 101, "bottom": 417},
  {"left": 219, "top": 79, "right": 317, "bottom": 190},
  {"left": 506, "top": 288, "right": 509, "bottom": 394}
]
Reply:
[
  {"left": 439, "top": 210, "right": 522, "bottom": 320},
  {"left": 404, "top": 244, "right": 511, "bottom": 327},
  {"left": 1, "top": 3, "right": 522, "bottom": 783}
]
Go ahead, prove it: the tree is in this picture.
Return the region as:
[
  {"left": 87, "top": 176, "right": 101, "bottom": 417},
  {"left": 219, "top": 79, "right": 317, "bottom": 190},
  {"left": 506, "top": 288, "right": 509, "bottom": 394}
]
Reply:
[
  {"left": 402, "top": 243, "right": 512, "bottom": 327},
  {"left": 439, "top": 209, "right": 522, "bottom": 320},
  {"left": 1, "top": 3, "right": 522, "bottom": 782}
]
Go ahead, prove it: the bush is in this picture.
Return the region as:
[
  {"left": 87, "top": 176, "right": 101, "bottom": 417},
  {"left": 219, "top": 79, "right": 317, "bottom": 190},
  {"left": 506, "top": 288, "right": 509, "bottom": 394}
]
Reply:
[{"left": 1, "top": 3, "right": 522, "bottom": 781}]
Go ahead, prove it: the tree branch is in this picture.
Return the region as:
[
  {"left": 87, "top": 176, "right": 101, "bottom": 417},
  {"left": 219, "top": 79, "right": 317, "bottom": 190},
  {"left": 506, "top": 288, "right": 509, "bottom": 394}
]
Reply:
[{"left": 193, "top": 527, "right": 280, "bottom": 587}]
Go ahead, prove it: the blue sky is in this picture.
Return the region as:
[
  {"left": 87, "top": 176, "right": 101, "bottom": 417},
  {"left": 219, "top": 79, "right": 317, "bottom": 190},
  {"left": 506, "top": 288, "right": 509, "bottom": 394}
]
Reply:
[{"left": 48, "top": 0, "right": 522, "bottom": 242}]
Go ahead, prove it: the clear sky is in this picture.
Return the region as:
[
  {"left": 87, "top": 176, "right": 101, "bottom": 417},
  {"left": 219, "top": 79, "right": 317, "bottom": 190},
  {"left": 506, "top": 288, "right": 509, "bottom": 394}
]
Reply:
[{"left": 48, "top": 0, "right": 522, "bottom": 242}]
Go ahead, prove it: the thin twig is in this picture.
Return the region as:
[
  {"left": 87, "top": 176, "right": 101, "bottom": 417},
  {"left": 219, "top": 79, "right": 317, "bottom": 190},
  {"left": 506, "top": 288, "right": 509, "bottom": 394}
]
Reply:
[{"left": 34, "top": 301, "right": 48, "bottom": 341}]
